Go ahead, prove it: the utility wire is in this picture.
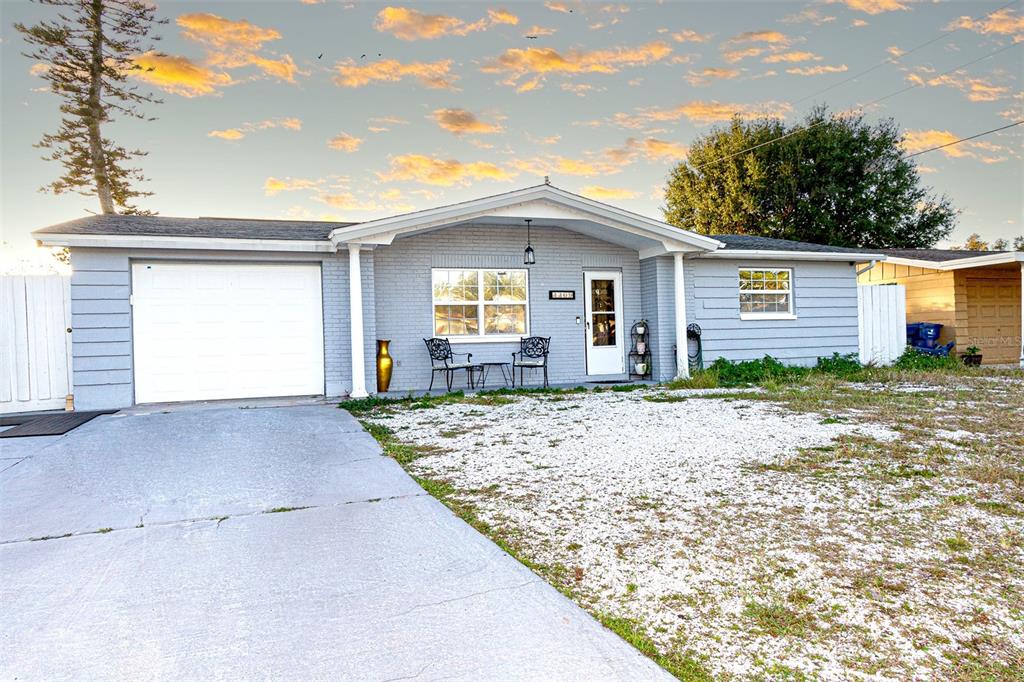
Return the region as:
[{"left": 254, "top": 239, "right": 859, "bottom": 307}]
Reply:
[
  {"left": 904, "top": 120, "right": 1024, "bottom": 158},
  {"left": 692, "top": 40, "right": 1022, "bottom": 170},
  {"left": 794, "top": 0, "right": 1020, "bottom": 106}
]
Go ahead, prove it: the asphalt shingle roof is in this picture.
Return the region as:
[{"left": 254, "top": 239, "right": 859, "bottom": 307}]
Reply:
[
  {"left": 875, "top": 248, "right": 1012, "bottom": 262},
  {"left": 34, "top": 214, "right": 357, "bottom": 241},
  {"left": 713, "top": 234, "right": 871, "bottom": 254}
]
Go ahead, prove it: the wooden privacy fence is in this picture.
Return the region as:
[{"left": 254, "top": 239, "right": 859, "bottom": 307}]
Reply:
[
  {"left": 858, "top": 284, "right": 907, "bottom": 366},
  {"left": 1, "top": 275, "right": 73, "bottom": 414}
]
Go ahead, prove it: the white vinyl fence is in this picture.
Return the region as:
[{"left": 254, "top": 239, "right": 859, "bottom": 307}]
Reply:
[
  {"left": 858, "top": 284, "right": 907, "bottom": 367},
  {"left": 1, "top": 275, "right": 73, "bottom": 414}
]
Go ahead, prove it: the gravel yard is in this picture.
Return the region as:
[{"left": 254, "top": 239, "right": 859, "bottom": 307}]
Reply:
[{"left": 359, "top": 373, "right": 1024, "bottom": 681}]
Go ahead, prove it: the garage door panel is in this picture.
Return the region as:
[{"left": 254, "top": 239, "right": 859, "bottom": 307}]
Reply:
[{"left": 132, "top": 263, "right": 325, "bottom": 403}]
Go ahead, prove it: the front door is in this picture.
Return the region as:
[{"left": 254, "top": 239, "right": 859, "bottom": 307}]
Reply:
[{"left": 584, "top": 271, "right": 624, "bottom": 375}]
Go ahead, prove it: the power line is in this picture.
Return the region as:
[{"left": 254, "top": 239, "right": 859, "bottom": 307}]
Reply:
[
  {"left": 794, "top": 0, "right": 1020, "bottom": 106},
  {"left": 692, "top": 40, "right": 1022, "bottom": 170},
  {"left": 905, "top": 120, "right": 1024, "bottom": 158}
]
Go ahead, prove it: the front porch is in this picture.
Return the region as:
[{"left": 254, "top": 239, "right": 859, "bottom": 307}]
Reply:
[{"left": 335, "top": 185, "right": 720, "bottom": 396}]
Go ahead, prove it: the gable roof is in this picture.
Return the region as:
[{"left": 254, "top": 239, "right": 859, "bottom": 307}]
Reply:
[
  {"left": 34, "top": 214, "right": 354, "bottom": 241},
  {"left": 327, "top": 183, "right": 724, "bottom": 254},
  {"left": 874, "top": 248, "right": 1023, "bottom": 270}
]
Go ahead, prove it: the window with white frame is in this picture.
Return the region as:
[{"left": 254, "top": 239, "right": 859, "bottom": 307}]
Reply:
[
  {"left": 432, "top": 268, "right": 528, "bottom": 338},
  {"left": 738, "top": 268, "right": 794, "bottom": 318}
]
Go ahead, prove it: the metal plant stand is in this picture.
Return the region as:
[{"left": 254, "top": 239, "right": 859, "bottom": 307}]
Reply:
[{"left": 629, "top": 320, "right": 652, "bottom": 380}]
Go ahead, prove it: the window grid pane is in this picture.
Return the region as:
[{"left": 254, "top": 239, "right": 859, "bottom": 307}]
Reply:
[
  {"left": 433, "top": 268, "right": 529, "bottom": 337},
  {"left": 738, "top": 269, "right": 793, "bottom": 315}
]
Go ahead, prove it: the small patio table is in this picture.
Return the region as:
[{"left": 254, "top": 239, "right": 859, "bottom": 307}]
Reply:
[{"left": 476, "top": 362, "right": 512, "bottom": 388}]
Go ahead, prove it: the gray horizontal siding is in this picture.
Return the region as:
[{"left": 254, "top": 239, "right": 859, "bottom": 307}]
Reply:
[
  {"left": 688, "top": 258, "right": 860, "bottom": 367},
  {"left": 67, "top": 247, "right": 358, "bottom": 410},
  {"left": 69, "top": 249, "right": 133, "bottom": 409}
]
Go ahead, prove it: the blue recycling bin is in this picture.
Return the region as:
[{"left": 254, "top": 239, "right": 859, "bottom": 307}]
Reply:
[
  {"left": 919, "top": 323, "right": 942, "bottom": 340},
  {"left": 906, "top": 323, "right": 924, "bottom": 343}
]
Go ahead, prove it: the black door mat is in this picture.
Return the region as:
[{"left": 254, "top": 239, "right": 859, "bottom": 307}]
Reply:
[
  {"left": 0, "top": 410, "right": 67, "bottom": 426},
  {"left": 0, "top": 410, "right": 118, "bottom": 438}
]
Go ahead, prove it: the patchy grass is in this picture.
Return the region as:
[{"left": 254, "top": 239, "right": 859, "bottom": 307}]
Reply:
[
  {"left": 263, "top": 506, "right": 311, "bottom": 514},
  {"left": 356, "top": 363, "right": 1024, "bottom": 680},
  {"left": 743, "top": 601, "right": 817, "bottom": 638}
]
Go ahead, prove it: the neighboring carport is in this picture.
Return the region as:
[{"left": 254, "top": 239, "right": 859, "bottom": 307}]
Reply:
[
  {"left": 0, "top": 403, "right": 667, "bottom": 680},
  {"left": 859, "top": 250, "right": 1024, "bottom": 365}
]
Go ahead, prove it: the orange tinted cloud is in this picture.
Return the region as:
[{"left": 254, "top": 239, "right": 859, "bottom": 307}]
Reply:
[
  {"left": 946, "top": 8, "right": 1023, "bottom": 40},
  {"left": 524, "top": 25, "right": 557, "bottom": 37},
  {"left": 829, "top": 0, "right": 908, "bottom": 14},
  {"left": 132, "top": 52, "right": 233, "bottom": 97},
  {"left": 785, "top": 64, "right": 848, "bottom": 75},
  {"left": 545, "top": 1, "right": 573, "bottom": 13},
  {"left": 725, "top": 30, "right": 791, "bottom": 45},
  {"left": 763, "top": 51, "right": 821, "bottom": 63},
  {"left": 670, "top": 29, "right": 712, "bottom": 42},
  {"left": 580, "top": 186, "right": 637, "bottom": 200},
  {"left": 908, "top": 70, "right": 1010, "bottom": 102},
  {"left": 327, "top": 132, "right": 363, "bottom": 152},
  {"left": 374, "top": 6, "right": 518, "bottom": 40},
  {"left": 482, "top": 41, "right": 672, "bottom": 90},
  {"left": 510, "top": 155, "right": 621, "bottom": 177},
  {"left": 432, "top": 108, "right": 503, "bottom": 134},
  {"left": 610, "top": 100, "right": 793, "bottom": 127},
  {"left": 378, "top": 155, "right": 516, "bottom": 186},
  {"left": 334, "top": 59, "right": 457, "bottom": 89},
  {"left": 208, "top": 117, "right": 302, "bottom": 140},
  {"left": 264, "top": 177, "right": 321, "bottom": 195},
  {"left": 902, "top": 129, "right": 1009, "bottom": 163},
  {"left": 176, "top": 13, "right": 299, "bottom": 82},
  {"left": 686, "top": 67, "right": 741, "bottom": 86}
]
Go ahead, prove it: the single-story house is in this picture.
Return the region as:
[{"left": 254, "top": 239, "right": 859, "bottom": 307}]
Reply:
[
  {"left": 858, "top": 249, "right": 1023, "bottom": 365},
  {"left": 34, "top": 183, "right": 882, "bottom": 410}
]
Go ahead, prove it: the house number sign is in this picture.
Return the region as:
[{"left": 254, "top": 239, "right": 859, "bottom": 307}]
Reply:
[{"left": 549, "top": 290, "right": 575, "bottom": 300}]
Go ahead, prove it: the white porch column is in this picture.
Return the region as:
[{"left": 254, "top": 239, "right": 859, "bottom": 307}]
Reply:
[
  {"left": 348, "top": 243, "right": 368, "bottom": 398},
  {"left": 674, "top": 252, "right": 690, "bottom": 379}
]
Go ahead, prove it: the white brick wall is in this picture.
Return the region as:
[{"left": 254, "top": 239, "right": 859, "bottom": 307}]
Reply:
[{"left": 373, "top": 223, "right": 643, "bottom": 391}]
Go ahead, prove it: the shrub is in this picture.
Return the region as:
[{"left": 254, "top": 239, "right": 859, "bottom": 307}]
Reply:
[
  {"left": 892, "top": 348, "right": 962, "bottom": 372},
  {"left": 709, "top": 356, "right": 809, "bottom": 387},
  {"left": 815, "top": 352, "right": 863, "bottom": 379}
]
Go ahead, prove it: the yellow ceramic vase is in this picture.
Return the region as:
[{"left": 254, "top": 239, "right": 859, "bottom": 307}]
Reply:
[{"left": 376, "top": 339, "right": 393, "bottom": 393}]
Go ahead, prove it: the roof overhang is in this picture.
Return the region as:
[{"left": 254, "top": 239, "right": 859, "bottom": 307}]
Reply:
[
  {"left": 34, "top": 233, "right": 334, "bottom": 253},
  {"left": 329, "top": 184, "right": 724, "bottom": 256},
  {"left": 700, "top": 249, "right": 884, "bottom": 262},
  {"left": 878, "top": 252, "right": 1024, "bottom": 270}
]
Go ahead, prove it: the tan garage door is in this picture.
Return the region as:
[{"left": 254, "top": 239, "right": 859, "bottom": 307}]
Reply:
[{"left": 965, "top": 276, "right": 1021, "bottom": 364}]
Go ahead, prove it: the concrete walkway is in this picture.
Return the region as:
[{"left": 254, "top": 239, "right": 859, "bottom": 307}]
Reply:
[{"left": 1, "top": 404, "right": 667, "bottom": 681}]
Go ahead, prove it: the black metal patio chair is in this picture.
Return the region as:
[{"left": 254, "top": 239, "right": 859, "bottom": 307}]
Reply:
[
  {"left": 512, "top": 336, "right": 551, "bottom": 388},
  {"left": 423, "top": 338, "right": 479, "bottom": 391}
]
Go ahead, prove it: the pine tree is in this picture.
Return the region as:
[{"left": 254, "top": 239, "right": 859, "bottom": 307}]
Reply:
[{"left": 16, "top": 0, "right": 166, "bottom": 215}]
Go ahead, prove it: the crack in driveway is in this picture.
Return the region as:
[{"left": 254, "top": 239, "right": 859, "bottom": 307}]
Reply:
[{"left": 0, "top": 491, "right": 430, "bottom": 546}]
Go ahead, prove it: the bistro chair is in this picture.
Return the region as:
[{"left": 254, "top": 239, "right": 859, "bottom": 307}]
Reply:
[
  {"left": 423, "top": 338, "right": 479, "bottom": 391},
  {"left": 512, "top": 336, "right": 551, "bottom": 388}
]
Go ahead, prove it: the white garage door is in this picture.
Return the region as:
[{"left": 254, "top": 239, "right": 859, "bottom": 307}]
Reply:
[{"left": 132, "top": 262, "right": 325, "bottom": 404}]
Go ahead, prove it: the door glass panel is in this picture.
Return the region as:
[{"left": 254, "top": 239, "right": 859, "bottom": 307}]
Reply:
[
  {"left": 591, "top": 279, "right": 615, "bottom": 311},
  {"left": 591, "top": 313, "right": 616, "bottom": 347}
]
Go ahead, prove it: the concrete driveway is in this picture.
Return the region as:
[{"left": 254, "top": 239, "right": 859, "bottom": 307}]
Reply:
[{"left": 1, "top": 403, "right": 666, "bottom": 681}]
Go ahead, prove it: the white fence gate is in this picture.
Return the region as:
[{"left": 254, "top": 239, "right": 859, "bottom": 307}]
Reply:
[
  {"left": 1, "top": 275, "right": 73, "bottom": 414},
  {"left": 858, "top": 284, "right": 907, "bottom": 366}
]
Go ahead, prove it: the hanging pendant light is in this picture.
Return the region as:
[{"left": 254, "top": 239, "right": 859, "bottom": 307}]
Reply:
[{"left": 523, "top": 218, "right": 536, "bottom": 265}]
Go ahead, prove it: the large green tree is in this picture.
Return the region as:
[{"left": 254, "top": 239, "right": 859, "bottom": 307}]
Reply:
[
  {"left": 16, "top": 0, "right": 165, "bottom": 214},
  {"left": 663, "top": 107, "right": 958, "bottom": 248}
]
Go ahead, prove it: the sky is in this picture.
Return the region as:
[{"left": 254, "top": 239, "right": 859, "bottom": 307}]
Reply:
[{"left": 1, "top": 0, "right": 1022, "bottom": 258}]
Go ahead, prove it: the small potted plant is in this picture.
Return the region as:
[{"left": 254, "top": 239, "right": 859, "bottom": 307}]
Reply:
[{"left": 961, "top": 345, "right": 982, "bottom": 366}]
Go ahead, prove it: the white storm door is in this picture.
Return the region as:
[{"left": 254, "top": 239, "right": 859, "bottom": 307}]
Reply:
[
  {"left": 132, "top": 262, "right": 324, "bottom": 403},
  {"left": 584, "top": 271, "right": 624, "bottom": 375}
]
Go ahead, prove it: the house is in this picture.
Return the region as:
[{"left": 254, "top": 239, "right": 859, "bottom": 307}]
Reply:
[
  {"left": 33, "top": 184, "right": 882, "bottom": 410},
  {"left": 858, "top": 249, "right": 1024, "bottom": 365}
]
